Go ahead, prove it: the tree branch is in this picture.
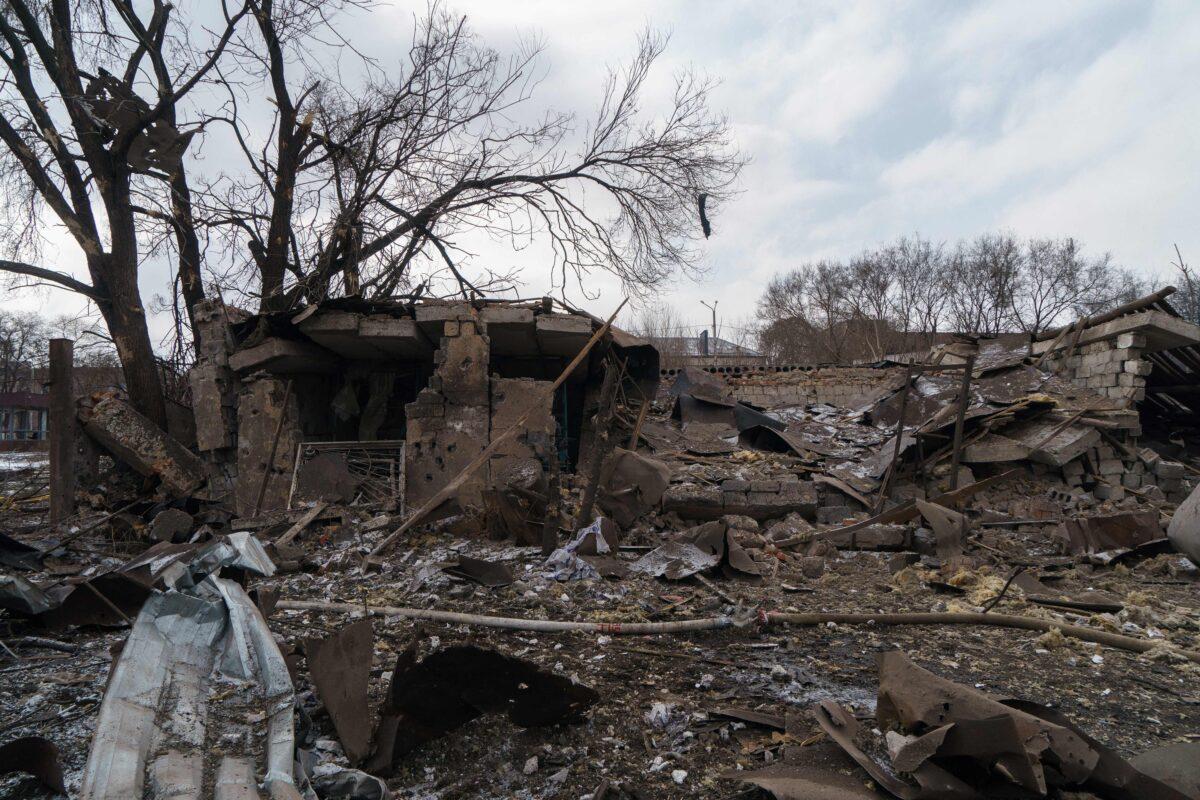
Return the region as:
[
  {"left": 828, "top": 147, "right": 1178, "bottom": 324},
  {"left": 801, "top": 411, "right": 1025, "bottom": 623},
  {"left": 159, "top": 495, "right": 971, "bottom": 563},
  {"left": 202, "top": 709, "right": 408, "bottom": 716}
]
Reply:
[{"left": 0, "top": 259, "right": 105, "bottom": 302}]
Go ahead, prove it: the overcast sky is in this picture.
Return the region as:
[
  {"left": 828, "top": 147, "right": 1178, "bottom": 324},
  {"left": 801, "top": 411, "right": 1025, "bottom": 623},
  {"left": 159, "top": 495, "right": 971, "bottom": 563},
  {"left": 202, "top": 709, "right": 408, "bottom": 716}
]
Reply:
[{"left": 9, "top": 0, "right": 1200, "bottom": 345}]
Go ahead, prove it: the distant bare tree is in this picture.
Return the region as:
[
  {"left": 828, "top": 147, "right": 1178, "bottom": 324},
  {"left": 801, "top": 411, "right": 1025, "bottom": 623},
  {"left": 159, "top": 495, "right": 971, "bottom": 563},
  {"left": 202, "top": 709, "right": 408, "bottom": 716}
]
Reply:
[
  {"left": 1170, "top": 245, "right": 1200, "bottom": 326},
  {"left": 201, "top": 7, "right": 744, "bottom": 310},
  {"left": 0, "top": 310, "right": 48, "bottom": 393},
  {"left": 1011, "top": 237, "right": 1135, "bottom": 335},
  {"left": 885, "top": 235, "right": 950, "bottom": 347},
  {"left": 755, "top": 231, "right": 1155, "bottom": 364},
  {"left": 757, "top": 261, "right": 853, "bottom": 362},
  {"left": 843, "top": 251, "right": 894, "bottom": 359},
  {"left": 945, "top": 233, "right": 1021, "bottom": 337},
  {"left": 627, "top": 302, "right": 691, "bottom": 359}
]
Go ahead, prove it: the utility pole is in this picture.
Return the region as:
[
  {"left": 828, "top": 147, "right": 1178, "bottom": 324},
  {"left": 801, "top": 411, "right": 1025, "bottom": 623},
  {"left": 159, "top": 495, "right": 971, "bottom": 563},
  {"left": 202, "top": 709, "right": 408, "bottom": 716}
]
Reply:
[{"left": 700, "top": 300, "right": 718, "bottom": 342}]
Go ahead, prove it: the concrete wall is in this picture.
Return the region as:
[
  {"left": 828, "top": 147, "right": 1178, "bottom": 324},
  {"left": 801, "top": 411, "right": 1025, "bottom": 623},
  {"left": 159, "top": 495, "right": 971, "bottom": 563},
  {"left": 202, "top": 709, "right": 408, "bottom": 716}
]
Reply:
[
  {"left": 724, "top": 366, "right": 902, "bottom": 409},
  {"left": 405, "top": 308, "right": 556, "bottom": 511}
]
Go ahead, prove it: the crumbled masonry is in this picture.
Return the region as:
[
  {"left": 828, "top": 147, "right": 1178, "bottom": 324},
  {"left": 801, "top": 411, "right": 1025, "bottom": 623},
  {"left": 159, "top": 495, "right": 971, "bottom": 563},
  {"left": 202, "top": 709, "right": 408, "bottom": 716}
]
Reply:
[{"left": 2, "top": 291, "right": 1199, "bottom": 798}]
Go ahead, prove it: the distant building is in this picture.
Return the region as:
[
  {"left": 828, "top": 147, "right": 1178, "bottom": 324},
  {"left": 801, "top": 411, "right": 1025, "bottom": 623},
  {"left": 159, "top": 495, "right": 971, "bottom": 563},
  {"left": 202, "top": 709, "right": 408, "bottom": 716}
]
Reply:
[
  {"left": 0, "top": 363, "right": 123, "bottom": 451},
  {"left": 651, "top": 331, "right": 766, "bottom": 369},
  {"left": 0, "top": 391, "right": 49, "bottom": 446}
]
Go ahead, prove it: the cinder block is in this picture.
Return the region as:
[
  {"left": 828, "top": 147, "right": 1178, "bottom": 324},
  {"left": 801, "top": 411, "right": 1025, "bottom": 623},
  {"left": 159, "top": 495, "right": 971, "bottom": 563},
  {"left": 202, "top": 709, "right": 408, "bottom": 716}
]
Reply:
[
  {"left": 1124, "top": 359, "right": 1153, "bottom": 376},
  {"left": 1116, "top": 333, "right": 1146, "bottom": 349},
  {"left": 1156, "top": 460, "right": 1185, "bottom": 479}
]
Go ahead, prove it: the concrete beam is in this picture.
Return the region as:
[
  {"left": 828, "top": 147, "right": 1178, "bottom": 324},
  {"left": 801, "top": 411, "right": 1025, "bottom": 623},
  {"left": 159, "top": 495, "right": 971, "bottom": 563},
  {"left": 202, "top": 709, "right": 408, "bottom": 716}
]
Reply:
[
  {"left": 414, "top": 302, "right": 476, "bottom": 338},
  {"left": 296, "top": 310, "right": 433, "bottom": 360},
  {"left": 481, "top": 306, "right": 537, "bottom": 356},
  {"left": 1032, "top": 310, "right": 1200, "bottom": 356},
  {"left": 535, "top": 313, "right": 592, "bottom": 357},
  {"left": 228, "top": 337, "right": 340, "bottom": 374},
  {"left": 358, "top": 315, "right": 433, "bottom": 358}
]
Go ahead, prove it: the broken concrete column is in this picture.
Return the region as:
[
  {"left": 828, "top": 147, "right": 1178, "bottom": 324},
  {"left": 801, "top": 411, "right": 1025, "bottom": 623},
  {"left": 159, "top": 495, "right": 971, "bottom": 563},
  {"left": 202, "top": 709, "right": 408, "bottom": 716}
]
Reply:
[
  {"left": 489, "top": 377, "right": 554, "bottom": 491},
  {"left": 190, "top": 363, "right": 238, "bottom": 452},
  {"left": 79, "top": 391, "right": 206, "bottom": 498},
  {"left": 405, "top": 310, "right": 492, "bottom": 509},
  {"left": 189, "top": 299, "right": 241, "bottom": 501},
  {"left": 236, "top": 374, "right": 301, "bottom": 516}
]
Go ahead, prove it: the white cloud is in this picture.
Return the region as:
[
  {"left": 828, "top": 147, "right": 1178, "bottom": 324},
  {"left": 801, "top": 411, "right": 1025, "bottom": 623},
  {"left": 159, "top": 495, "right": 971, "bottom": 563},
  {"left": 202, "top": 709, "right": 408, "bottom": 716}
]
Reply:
[
  {"left": 9, "top": 0, "right": 1200, "bottom": 342},
  {"left": 938, "top": 0, "right": 1119, "bottom": 58}
]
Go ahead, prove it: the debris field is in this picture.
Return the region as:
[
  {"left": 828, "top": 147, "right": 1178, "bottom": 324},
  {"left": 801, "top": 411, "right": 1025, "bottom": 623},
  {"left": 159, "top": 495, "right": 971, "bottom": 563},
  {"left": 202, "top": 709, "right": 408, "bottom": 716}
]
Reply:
[{"left": 2, "top": 291, "right": 1200, "bottom": 799}]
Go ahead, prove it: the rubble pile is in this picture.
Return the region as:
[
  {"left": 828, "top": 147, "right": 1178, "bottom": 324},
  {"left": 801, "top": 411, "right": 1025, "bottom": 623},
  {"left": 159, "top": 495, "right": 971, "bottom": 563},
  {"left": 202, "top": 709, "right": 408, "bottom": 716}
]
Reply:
[{"left": 1, "top": 293, "right": 1199, "bottom": 799}]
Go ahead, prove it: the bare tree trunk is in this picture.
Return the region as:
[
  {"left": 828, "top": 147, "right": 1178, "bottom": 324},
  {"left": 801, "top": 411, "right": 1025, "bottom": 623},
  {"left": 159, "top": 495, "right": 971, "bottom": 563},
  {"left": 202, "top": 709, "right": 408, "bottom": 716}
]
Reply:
[
  {"left": 170, "top": 172, "right": 206, "bottom": 342},
  {"left": 102, "top": 176, "right": 168, "bottom": 429}
]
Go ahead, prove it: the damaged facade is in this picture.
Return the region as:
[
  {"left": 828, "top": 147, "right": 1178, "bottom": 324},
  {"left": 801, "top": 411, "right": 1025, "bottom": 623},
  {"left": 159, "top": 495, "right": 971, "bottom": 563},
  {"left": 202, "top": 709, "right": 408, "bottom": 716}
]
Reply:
[{"left": 179, "top": 298, "right": 659, "bottom": 518}]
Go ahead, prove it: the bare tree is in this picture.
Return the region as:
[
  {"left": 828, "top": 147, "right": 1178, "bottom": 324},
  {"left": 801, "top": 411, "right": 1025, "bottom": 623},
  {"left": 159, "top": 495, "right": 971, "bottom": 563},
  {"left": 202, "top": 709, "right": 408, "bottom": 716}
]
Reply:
[
  {"left": 200, "top": 7, "right": 744, "bottom": 310},
  {"left": 1010, "top": 237, "right": 1131, "bottom": 335},
  {"left": 0, "top": 1, "right": 251, "bottom": 426},
  {"left": 756, "top": 261, "right": 853, "bottom": 362},
  {"left": 944, "top": 233, "right": 1021, "bottom": 337},
  {"left": 843, "top": 250, "right": 894, "bottom": 359},
  {"left": 885, "top": 235, "right": 950, "bottom": 347},
  {"left": 627, "top": 302, "right": 691, "bottom": 360},
  {"left": 1170, "top": 245, "right": 1200, "bottom": 326},
  {"left": 0, "top": 310, "right": 49, "bottom": 393},
  {"left": 754, "top": 231, "right": 1155, "bottom": 365}
]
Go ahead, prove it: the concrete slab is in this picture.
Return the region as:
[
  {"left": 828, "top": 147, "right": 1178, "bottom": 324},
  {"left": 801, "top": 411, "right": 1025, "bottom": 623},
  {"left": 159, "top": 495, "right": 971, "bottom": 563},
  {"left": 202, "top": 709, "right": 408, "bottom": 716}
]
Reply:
[
  {"left": 298, "top": 310, "right": 389, "bottom": 359},
  {"left": 482, "top": 306, "right": 537, "bottom": 356},
  {"left": 1032, "top": 310, "right": 1200, "bottom": 356},
  {"left": 536, "top": 313, "right": 592, "bottom": 357},
  {"left": 229, "top": 338, "right": 340, "bottom": 374}
]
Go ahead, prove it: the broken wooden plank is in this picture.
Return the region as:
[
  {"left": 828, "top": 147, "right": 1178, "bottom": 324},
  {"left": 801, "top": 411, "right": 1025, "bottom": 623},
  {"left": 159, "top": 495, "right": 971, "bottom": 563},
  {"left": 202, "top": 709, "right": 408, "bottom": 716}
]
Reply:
[{"left": 275, "top": 501, "right": 329, "bottom": 547}]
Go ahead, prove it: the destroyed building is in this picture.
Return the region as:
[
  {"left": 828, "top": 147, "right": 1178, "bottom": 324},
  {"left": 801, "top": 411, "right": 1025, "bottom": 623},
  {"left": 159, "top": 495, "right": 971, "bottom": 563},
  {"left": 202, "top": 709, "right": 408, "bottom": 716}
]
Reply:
[
  {"left": 2, "top": 289, "right": 1200, "bottom": 799},
  {"left": 180, "top": 297, "right": 659, "bottom": 518}
]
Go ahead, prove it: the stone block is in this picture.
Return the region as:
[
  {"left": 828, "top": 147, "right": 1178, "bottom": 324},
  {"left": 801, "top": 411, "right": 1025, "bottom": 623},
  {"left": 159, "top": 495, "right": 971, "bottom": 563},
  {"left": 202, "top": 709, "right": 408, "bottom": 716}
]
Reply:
[
  {"left": 1124, "top": 359, "right": 1153, "bottom": 376},
  {"left": 817, "top": 505, "right": 852, "bottom": 525},
  {"left": 1116, "top": 333, "right": 1146, "bottom": 349},
  {"left": 1156, "top": 460, "right": 1185, "bottom": 479}
]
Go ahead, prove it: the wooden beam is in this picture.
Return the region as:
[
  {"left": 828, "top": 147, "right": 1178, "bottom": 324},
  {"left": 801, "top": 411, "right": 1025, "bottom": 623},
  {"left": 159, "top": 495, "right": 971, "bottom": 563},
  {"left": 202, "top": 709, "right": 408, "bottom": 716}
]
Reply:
[
  {"left": 947, "top": 354, "right": 976, "bottom": 495},
  {"left": 275, "top": 500, "right": 329, "bottom": 547},
  {"left": 49, "top": 338, "right": 74, "bottom": 525}
]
